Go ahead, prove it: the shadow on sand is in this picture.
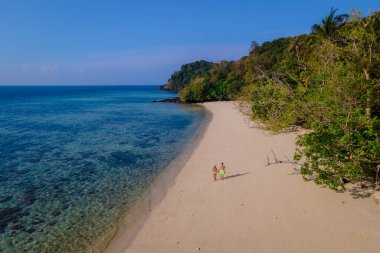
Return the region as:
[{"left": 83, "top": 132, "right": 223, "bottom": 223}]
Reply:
[
  {"left": 348, "top": 183, "right": 374, "bottom": 199},
  {"left": 224, "top": 172, "right": 249, "bottom": 180}
]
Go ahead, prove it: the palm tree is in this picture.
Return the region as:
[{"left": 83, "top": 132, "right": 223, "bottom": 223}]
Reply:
[{"left": 311, "top": 7, "right": 348, "bottom": 38}]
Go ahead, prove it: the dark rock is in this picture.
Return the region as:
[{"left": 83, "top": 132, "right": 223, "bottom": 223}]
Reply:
[
  {"left": 18, "top": 211, "right": 30, "bottom": 219},
  {"left": 23, "top": 195, "right": 37, "bottom": 205},
  {"left": 0, "top": 196, "right": 12, "bottom": 203},
  {"left": 23, "top": 188, "right": 38, "bottom": 205},
  {"left": 159, "top": 84, "right": 178, "bottom": 92},
  {"left": 159, "top": 84, "right": 170, "bottom": 91},
  {"left": 52, "top": 189, "right": 64, "bottom": 198},
  {"left": 25, "top": 228, "right": 36, "bottom": 234},
  {"left": 47, "top": 221, "right": 57, "bottom": 226},
  {"left": 51, "top": 210, "right": 61, "bottom": 217},
  {"left": 0, "top": 207, "right": 22, "bottom": 218},
  {"left": 31, "top": 219, "right": 44, "bottom": 225},
  {"left": 61, "top": 204, "right": 70, "bottom": 210},
  {"left": 152, "top": 97, "right": 182, "bottom": 103},
  {"left": 11, "top": 223, "right": 23, "bottom": 230},
  {"left": 0, "top": 207, "right": 23, "bottom": 232}
]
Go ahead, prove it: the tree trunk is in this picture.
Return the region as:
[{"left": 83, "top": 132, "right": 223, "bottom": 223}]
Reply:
[
  {"left": 364, "top": 69, "right": 371, "bottom": 121},
  {"left": 296, "top": 46, "right": 300, "bottom": 63}
]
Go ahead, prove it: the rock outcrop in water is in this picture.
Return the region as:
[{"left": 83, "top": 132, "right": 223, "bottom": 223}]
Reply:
[{"left": 152, "top": 97, "right": 183, "bottom": 104}]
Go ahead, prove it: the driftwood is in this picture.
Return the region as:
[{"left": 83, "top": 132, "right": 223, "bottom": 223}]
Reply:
[{"left": 265, "top": 149, "right": 301, "bottom": 167}]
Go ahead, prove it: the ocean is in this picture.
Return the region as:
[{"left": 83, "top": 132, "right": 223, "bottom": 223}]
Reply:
[{"left": 0, "top": 85, "right": 207, "bottom": 252}]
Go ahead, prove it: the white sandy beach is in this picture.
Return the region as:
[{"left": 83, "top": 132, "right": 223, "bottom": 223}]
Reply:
[{"left": 106, "top": 101, "right": 380, "bottom": 253}]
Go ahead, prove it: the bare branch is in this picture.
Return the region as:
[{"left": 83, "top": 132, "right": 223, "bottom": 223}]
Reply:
[
  {"left": 266, "top": 150, "right": 302, "bottom": 166},
  {"left": 255, "top": 66, "right": 266, "bottom": 79}
]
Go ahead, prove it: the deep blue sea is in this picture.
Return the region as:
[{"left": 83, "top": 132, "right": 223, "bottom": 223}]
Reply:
[{"left": 0, "top": 85, "right": 206, "bottom": 252}]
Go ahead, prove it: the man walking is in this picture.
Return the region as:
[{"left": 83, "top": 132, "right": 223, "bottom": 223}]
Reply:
[{"left": 219, "top": 162, "right": 226, "bottom": 180}]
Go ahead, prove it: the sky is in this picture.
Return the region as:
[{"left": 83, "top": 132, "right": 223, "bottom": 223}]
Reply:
[{"left": 0, "top": 0, "right": 378, "bottom": 85}]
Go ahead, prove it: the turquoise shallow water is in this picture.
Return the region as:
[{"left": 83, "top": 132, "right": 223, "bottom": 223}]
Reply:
[{"left": 0, "top": 85, "right": 206, "bottom": 252}]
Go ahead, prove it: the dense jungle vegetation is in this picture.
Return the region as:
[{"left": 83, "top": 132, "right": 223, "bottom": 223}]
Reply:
[{"left": 162, "top": 9, "right": 380, "bottom": 190}]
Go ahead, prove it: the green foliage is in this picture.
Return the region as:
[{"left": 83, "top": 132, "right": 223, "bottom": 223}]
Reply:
[
  {"left": 239, "top": 10, "right": 380, "bottom": 190},
  {"left": 295, "top": 116, "right": 380, "bottom": 190},
  {"left": 164, "top": 60, "right": 213, "bottom": 91},
  {"left": 168, "top": 9, "right": 380, "bottom": 190},
  {"left": 294, "top": 11, "right": 380, "bottom": 190},
  {"left": 244, "top": 79, "right": 303, "bottom": 131},
  {"left": 311, "top": 7, "right": 348, "bottom": 39},
  {"left": 180, "top": 77, "right": 208, "bottom": 103},
  {"left": 244, "top": 38, "right": 291, "bottom": 84},
  {"left": 176, "top": 60, "right": 245, "bottom": 102}
]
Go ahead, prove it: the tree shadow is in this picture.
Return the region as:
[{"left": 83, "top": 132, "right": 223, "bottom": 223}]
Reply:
[
  {"left": 224, "top": 172, "right": 249, "bottom": 180},
  {"left": 347, "top": 183, "right": 374, "bottom": 199}
]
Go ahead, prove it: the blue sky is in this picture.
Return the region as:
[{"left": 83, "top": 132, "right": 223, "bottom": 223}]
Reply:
[{"left": 0, "top": 0, "right": 378, "bottom": 85}]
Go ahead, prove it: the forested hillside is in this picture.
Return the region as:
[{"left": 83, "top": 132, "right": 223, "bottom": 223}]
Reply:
[
  {"left": 162, "top": 60, "right": 214, "bottom": 92},
  {"left": 165, "top": 9, "right": 380, "bottom": 190}
]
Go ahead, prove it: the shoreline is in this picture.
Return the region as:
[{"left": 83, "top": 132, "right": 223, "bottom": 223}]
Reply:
[
  {"left": 115, "top": 101, "right": 380, "bottom": 253},
  {"left": 102, "top": 105, "right": 212, "bottom": 253}
]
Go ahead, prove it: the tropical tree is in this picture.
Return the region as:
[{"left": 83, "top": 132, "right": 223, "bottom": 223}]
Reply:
[
  {"left": 170, "top": 9, "right": 380, "bottom": 190},
  {"left": 311, "top": 7, "right": 348, "bottom": 39}
]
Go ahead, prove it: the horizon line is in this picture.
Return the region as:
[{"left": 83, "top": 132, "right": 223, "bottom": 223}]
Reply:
[{"left": 0, "top": 84, "right": 162, "bottom": 87}]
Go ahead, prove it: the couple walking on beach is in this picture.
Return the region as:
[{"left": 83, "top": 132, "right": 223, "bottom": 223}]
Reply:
[{"left": 212, "top": 162, "right": 226, "bottom": 181}]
